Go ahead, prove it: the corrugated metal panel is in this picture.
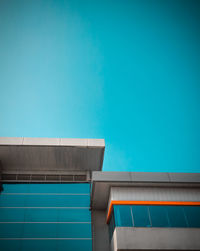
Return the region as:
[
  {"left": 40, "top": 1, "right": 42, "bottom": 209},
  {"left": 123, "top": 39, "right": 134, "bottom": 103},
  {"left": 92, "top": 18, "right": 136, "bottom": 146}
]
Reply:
[{"left": 108, "top": 187, "right": 200, "bottom": 211}]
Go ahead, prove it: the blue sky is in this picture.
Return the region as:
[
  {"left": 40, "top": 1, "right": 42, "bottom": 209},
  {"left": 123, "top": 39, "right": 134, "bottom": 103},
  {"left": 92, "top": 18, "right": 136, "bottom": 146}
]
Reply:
[{"left": 0, "top": 0, "right": 199, "bottom": 172}]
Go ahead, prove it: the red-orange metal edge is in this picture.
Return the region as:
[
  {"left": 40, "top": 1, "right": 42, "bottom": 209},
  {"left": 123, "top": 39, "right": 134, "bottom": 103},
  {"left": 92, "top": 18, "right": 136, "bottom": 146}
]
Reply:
[{"left": 106, "top": 200, "right": 200, "bottom": 224}]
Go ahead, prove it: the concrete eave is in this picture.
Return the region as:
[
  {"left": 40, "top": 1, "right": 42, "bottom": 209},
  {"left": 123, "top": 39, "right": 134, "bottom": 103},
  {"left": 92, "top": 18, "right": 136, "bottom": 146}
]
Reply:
[
  {"left": 91, "top": 172, "right": 200, "bottom": 210},
  {"left": 0, "top": 137, "right": 105, "bottom": 174}
]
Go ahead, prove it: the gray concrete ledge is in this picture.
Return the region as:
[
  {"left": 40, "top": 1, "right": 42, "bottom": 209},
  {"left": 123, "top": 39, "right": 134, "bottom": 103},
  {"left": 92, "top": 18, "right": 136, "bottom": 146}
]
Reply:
[
  {"left": 92, "top": 172, "right": 200, "bottom": 183},
  {"left": 91, "top": 172, "right": 200, "bottom": 210},
  {"left": 0, "top": 137, "right": 105, "bottom": 173},
  {"left": 0, "top": 137, "right": 105, "bottom": 147}
]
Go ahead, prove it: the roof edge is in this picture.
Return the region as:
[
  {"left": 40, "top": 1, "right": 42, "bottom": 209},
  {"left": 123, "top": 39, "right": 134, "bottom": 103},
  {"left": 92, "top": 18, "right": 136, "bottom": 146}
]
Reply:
[
  {"left": 92, "top": 171, "right": 200, "bottom": 184},
  {"left": 0, "top": 137, "right": 105, "bottom": 148}
]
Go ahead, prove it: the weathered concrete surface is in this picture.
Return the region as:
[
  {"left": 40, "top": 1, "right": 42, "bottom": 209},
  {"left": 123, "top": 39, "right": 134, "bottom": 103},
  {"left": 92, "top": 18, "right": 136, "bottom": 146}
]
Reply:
[
  {"left": 92, "top": 172, "right": 200, "bottom": 183},
  {"left": 92, "top": 210, "right": 110, "bottom": 251},
  {"left": 0, "top": 137, "right": 105, "bottom": 173},
  {"left": 113, "top": 227, "right": 200, "bottom": 250}
]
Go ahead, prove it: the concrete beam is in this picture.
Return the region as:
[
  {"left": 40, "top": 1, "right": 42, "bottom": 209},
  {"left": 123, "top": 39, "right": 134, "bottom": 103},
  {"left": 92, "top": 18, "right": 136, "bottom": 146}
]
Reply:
[
  {"left": 0, "top": 137, "right": 105, "bottom": 175},
  {"left": 91, "top": 172, "right": 200, "bottom": 210}
]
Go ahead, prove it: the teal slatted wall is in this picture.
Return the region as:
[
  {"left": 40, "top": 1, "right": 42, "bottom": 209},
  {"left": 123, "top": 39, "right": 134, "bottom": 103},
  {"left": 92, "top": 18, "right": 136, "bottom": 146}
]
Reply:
[{"left": 0, "top": 184, "right": 92, "bottom": 251}]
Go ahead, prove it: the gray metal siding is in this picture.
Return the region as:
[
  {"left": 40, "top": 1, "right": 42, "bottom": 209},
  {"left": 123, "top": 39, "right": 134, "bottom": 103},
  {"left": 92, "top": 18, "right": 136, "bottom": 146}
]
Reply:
[{"left": 108, "top": 187, "right": 200, "bottom": 212}]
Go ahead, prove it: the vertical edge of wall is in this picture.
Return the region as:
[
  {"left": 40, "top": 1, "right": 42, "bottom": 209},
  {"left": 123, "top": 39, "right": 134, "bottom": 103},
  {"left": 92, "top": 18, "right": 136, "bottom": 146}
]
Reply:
[
  {"left": 110, "top": 229, "right": 118, "bottom": 251},
  {"left": 0, "top": 160, "right": 2, "bottom": 192},
  {"left": 92, "top": 210, "right": 110, "bottom": 251}
]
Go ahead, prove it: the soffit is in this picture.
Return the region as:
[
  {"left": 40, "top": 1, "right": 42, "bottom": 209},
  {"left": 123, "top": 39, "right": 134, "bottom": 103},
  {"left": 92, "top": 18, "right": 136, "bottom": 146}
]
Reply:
[{"left": 0, "top": 137, "right": 105, "bottom": 173}]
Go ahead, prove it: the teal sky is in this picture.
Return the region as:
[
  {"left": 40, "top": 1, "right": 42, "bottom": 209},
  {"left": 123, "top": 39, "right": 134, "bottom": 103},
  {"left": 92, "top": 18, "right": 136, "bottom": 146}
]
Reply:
[{"left": 0, "top": 0, "right": 199, "bottom": 172}]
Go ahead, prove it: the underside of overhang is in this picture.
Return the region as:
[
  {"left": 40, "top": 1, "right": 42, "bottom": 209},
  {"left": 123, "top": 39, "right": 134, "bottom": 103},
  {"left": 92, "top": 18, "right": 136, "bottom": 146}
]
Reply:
[{"left": 0, "top": 137, "right": 105, "bottom": 183}]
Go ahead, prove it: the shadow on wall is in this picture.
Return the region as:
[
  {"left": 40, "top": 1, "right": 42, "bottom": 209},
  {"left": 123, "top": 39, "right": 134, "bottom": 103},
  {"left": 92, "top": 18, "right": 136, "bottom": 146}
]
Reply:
[{"left": 0, "top": 160, "right": 4, "bottom": 192}]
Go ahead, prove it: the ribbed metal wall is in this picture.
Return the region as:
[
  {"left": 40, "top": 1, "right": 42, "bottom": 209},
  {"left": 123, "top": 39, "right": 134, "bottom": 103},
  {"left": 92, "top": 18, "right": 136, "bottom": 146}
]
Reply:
[{"left": 108, "top": 187, "right": 200, "bottom": 210}]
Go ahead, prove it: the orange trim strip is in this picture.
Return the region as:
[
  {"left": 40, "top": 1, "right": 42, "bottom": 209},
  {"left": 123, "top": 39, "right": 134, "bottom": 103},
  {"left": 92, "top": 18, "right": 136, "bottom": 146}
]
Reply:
[{"left": 106, "top": 200, "right": 200, "bottom": 224}]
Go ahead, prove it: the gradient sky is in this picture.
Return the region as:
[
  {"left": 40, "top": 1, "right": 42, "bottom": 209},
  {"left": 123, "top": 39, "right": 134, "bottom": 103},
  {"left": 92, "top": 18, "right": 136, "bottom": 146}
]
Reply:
[{"left": 0, "top": 0, "right": 199, "bottom": 172}]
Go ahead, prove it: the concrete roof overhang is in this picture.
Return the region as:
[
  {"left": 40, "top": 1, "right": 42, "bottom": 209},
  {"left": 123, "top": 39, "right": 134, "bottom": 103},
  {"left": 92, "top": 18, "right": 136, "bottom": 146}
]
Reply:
[
  {"left": 91, "top": 172, "right": 200, "bottom": 210},
  {"left": 0, "top": 137, "right": 105, "bottom": 174}
]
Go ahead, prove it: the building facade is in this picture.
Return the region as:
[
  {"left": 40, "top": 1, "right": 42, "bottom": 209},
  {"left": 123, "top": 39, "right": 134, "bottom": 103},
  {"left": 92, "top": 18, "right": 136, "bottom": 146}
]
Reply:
[
  {"left": 91, "top": 172, "right": 200, "bottom": 251},
  {"left": 0, "top": 137, "right": 200, "bottom": 251}
]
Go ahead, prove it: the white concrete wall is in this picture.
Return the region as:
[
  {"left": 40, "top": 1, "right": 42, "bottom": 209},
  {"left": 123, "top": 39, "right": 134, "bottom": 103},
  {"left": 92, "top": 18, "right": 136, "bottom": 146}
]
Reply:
[{"left": 112, "top": 227, "right": 200, "bottom": 250}]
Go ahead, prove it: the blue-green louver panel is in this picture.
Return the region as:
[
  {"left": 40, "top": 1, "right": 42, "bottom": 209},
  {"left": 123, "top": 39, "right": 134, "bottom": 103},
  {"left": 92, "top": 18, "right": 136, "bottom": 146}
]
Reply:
[{"left": 0, "top": 184, "right": 92, "bottom": 251}]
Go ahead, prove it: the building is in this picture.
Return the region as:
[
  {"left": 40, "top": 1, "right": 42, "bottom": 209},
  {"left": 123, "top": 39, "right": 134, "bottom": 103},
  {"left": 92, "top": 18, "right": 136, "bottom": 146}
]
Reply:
[
  {"left": 92, "top": 172, "right": 200, "bottom": 251},
  {"left": 0, "top": 137, "right": 200, "bottom": 251}
]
